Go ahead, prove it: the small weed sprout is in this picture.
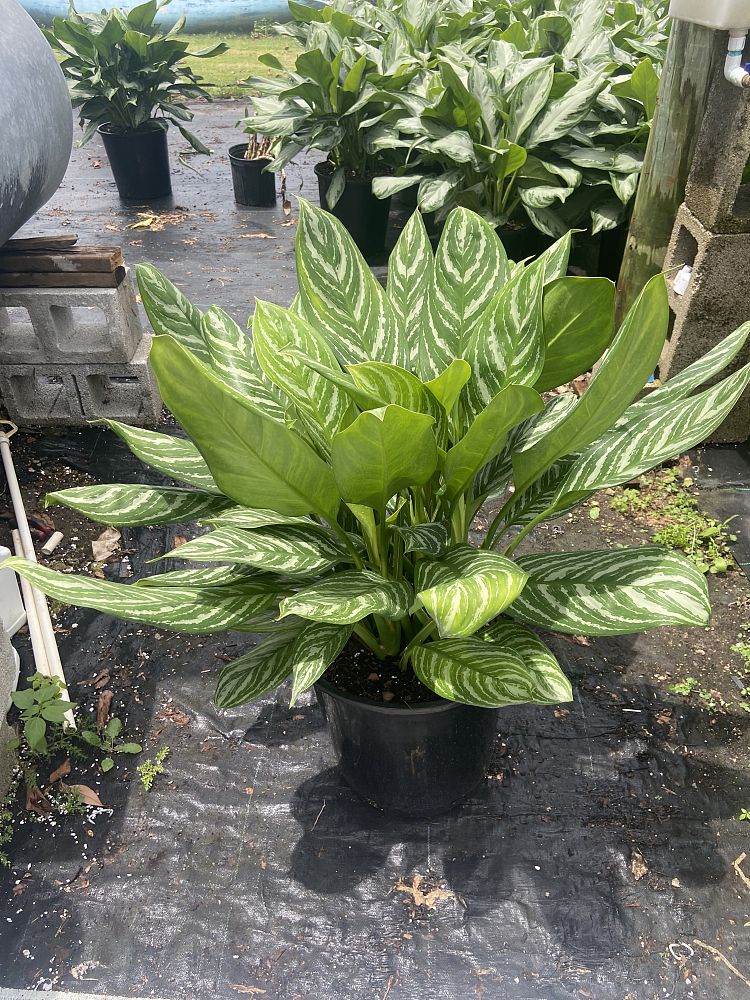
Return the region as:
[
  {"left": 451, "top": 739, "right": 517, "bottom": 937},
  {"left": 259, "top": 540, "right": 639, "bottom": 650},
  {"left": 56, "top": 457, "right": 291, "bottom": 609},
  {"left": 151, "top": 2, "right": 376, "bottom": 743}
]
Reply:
[
  {"left": 739, "top": 808, "right": 750, "bottom": 822},
  {"left": 138, "top": 746, "right": 170, "bottom": 792}
]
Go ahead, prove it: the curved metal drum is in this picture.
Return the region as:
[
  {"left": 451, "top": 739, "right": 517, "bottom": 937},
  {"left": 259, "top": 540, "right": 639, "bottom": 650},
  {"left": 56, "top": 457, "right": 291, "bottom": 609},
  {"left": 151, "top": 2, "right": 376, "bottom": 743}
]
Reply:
[
  {"left": 0, "top": 0, "right": 73, "bottom": 246},
  {"left": 21, "top": 0, "right": 293, "bottom": 30}
]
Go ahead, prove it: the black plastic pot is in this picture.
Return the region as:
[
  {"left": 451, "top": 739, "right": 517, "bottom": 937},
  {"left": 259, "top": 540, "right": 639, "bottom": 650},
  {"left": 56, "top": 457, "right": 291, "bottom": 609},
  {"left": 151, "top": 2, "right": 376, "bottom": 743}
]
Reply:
[
  {"left": 229, "top": 144, "right": 276, "bottom": 207},
  {"left": 315, "top": 162, "right": 391, "bottom": 259},
  {"left": 315, "top": 679, "right": 500, "bottom": 817},
  {"left": 98, "top": 122, "right": 171, "bottom": 201},
  {"left": 496, "top": 223, "right": 555, "bottom": 261}
]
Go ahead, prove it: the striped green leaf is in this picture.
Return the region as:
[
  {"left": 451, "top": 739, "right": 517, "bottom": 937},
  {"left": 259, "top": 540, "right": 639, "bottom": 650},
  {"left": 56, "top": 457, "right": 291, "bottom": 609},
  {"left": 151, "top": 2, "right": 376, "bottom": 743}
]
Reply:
[
  {"left": 346, "top": 362, "right": 447, "bottom": 441},
  {"left": 501, "top": 457, "right": 581, "bottom": 530},
  {"left": 161, "top": 525, "right": 349, "bottom": 576},
  {"left": 513, "top": 273, "right": 669, "bottom": 494},
  {"left": 412, "top": 631, "right": 571, "bottom": 708},
  {"left": 481, "top": 621, "right": 573, "bottom": 705},
  {"left": 443, "top": 385, "right": 543, "bottom": 501},
  {"left": 215, "top": 624, "right": 304, "bottom": 708},
  {"left": 331, "top": 405, "right": 438, "bottom": 510},
  {"left": 252, "top": 300, "right": 351, "bottom": 446},
  {"left": 102, "top": 420, "right": 221, "bottom": 494},
  {"left": 289, "top": 623, "right": 353, "bottom": 704},
  {"left": 534, "top": 277, "right": 615, "bottom": 393},
  {"left": 387, "top": 210, "right": 434, "bottom": 369},
  {"left": 531, "top": 231, "right": 572, "bottom": 283},
  {"left": 395, "top": 522, "right": 450, "bottom": 556},
  {"left": 135, "top": 566, "right": 258, "bottom": 589},
  {"left": 416, "top": 544, "right": 528, "bottom": 638},
  {"left": 5, "top": 558, "right": 277, "bottom": 633},
  {"left": 136, "top": 263, "right": 208, "bottom": 363},
  {"left": 508, "top": 547, "right": 711, "bottom": 635},
  {"left": 423, "top": 208, "right": 509, "bottom": 380},
  {"left": 149, "top": 335, "right": 340, "bottom": 521},
  {"left": 525, "top": 72, "right": 606, "bottom": 145},
  {"left": 295, "top": 199, "right": 402, "bottom": 366},
  {"left": 280, "top": 570, "right": 412, "bottom": 624},
  {"left": 203, "top": 508, "right": 309, "bottom": 531},
  {"left": 46, "top": 484, "right": 231, "bottom": 527},
  {"left": 463, "top": 262, "right": 545, "bottom": 420}
]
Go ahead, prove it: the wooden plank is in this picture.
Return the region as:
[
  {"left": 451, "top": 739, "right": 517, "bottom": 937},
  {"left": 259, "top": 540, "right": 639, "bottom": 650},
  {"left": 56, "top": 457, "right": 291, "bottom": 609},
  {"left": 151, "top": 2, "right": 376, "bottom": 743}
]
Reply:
[
  {"left": 2, "top": 234, "right": 79, "bottom": 251},
  {"left": 0, "top": 247, "right": 124, "bottom": 274},
  {"left": 616, "top": 22, "right": 722, "bottom": 324},
  {"left": 0, "top": 267, "right": 126, "bottom": 288}
]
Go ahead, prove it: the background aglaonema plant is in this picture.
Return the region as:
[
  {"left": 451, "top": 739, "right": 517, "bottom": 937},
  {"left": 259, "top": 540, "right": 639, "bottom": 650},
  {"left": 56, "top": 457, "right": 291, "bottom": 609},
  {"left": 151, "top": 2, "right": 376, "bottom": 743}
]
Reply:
[{"left": 7, "top": 203, "right": 750, "bottom": 712}]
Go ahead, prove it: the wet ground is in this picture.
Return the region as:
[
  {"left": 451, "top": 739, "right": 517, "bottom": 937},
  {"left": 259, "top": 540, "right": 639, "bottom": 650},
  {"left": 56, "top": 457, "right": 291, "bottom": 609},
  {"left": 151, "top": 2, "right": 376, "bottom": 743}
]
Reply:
[{"left": 1, "top": 103, "right": 750, "bottom": 1000}]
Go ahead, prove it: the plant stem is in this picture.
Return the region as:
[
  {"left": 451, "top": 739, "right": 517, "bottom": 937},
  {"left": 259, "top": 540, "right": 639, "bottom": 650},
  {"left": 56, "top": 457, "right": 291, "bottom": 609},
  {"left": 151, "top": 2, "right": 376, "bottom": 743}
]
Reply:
[
  {"left": 330, "top": 520, "right": 364, "bottom": 570},
  {"left": 503, "top": 509, "right": 549, "bottom": 558},
  {"left": 353, "top": 622, "right": 386, "bottom": 659},
  {"left": 399, "top": 620, "right": 436, "bottom": 670}
]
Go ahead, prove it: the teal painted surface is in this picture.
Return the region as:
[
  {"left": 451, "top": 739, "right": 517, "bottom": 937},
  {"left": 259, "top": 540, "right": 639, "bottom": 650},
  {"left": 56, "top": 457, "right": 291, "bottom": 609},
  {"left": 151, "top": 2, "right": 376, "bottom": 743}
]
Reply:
[{"left": 22, "top": 0, "right": 292, "bottom": 30}]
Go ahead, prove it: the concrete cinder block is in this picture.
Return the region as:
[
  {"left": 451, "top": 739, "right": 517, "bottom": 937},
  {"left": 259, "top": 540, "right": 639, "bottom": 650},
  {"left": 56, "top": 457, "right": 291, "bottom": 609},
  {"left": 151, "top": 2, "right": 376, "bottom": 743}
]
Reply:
[
  {"left": 0, "top": 628, "right": 18, "bottom": 802},
  {"left": 662, "top": 205, "right": 750, "bottom": 442},
  {"left": 0, "top": 336, "right": 162, "bottom": 427},
  {"left": 0, "top": 270, "right": 142, "bottom": 365},
  {"left": 683, "top": 55, "right": 750, "bottom": 235}
]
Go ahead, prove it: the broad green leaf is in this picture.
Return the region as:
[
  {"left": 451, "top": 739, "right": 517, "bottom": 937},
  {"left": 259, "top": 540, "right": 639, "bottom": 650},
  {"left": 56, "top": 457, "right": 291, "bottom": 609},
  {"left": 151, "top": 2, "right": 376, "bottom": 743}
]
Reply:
[
  {"left": 534, "top": 277, "right": 616, "bottom": 392},
  {"left": 280, "top": 570, "right": 412, "bottom": 623},
  {"left": 508, "top": 547, "right": 711, "bottom": 635},
  {"left": 416, "top": 544, "right": 528, "bottom": 638},
  {"left": 160, "top": 525, "right": 349, "bottom": 576},
  {"left": 5, "top": 558, "right": 277, "bottom": 633},
  {"left": 252, "top": 300, "right": 351, "bottom": 446},
  {"left": 481, "top": 620, "right": 573, "bottom": 705},
  {"left": 289, "top": 623, "right": 353, "bottom": 704},
  {"left": 204, "top": 508, "right": 309, "bottom": 531},
  {"left": 136, "top": 263, "right": 208, "bottom": 362},
  {"left": 423, "top": 208, "right": 509, "bottom": 380},
  {"left": 46, "top": 484, "right": 231, "bottom": 527},
  {"left": 525, "top": 72, "right": 606, "bottom": 146},
  {"left": 395, "top": 522, "right": 450, "bottom": 556},
  {"left": 412, "top": 632, "right": 570, "bottom": 708},
  {"left": 443, "top": 386, "right": 543, "bottom": 501},
  {"left": 512, "top": 273, "right": 669, "bottom": 493},
  {"left": 214, "top": 625, "right": 304, "bottom": 708},
  {"left": 425, "top": 359, "right": 472, "bottom": 413},
  {"left": 102, "top": 420, "right": 221, "bottom": 494},
  {"left": 387, "top": 211, "right": 434, "bottom": 370},
  {"left": 332, "top": 405, "right": 438, "bottom": 509},
  {"left": 295, "top": 200, "right": 402, "bottom": 366},
  {"left": 149, "top": 335, "right": 340, "bottom": 521}
]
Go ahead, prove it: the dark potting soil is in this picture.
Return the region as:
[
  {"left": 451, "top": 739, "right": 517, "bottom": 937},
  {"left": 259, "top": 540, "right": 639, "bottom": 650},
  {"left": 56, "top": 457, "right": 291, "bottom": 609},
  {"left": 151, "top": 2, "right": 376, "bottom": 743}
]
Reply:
[{"left": 322, "top": 639, "right": 437, "bottom": 705}]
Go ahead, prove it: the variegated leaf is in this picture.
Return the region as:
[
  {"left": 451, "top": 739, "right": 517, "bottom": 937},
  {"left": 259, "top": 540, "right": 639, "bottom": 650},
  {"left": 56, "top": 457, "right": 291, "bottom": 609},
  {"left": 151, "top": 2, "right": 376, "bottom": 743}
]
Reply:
[
  {"left": 203, "top": 508, "right": 309, "bottom": 531},
  {"left": 416, "top": 544, "right": 528, "bottom": 638},
  {"left": 422, "top": 208, "right": 509, "bottom": 380},
  {"left": 295, "top": 199, "right": 402, "bottom": 366},
  {"left": 346, "top": 361, "right": 447, "bottom": 440},
  {"left": 135, "top": 566, "right": 259, "bottom": 589},
  {"left": 214, "top": 624, "right": 304, "bottom": 708},
  {"left": 395, "top": 522, "right": 450, "bottom": 556},
  {"left": 280, "top": 570, "right": 412, "bottom": 624},
  {"left": 5, "top": 558, "right": 277, "bottom": 633},
  {"left": 136, "top": 263, "right": 208, "bottom": 362},
  {"left": 425, "top": 359, "right": 472, "bottom": 414},
  {"left": 161, "top": 525, "right": 349, "bottom": 576},
  {"left": 531, "top": 231, "right": 572, "bottom": 283},
  {"left": 289, "top": 623, "right": 353, "bottom": 704},
  {"left": 412, "top": 632, "right": 570, "bottom": 708},
  {"left": 102, "top": 420, "right": 221, "bottom": 494},
  {"left": 387, "top": 210, "right": 434, "bottom": 369},
  {"left": 501, "top": 457, "right": 581, "bottom": 530},
  {"left": 481, "top": 621, "right": 573, "bottom": 705},
  {"left": 508, "top": 547, "right": 711, "bottom": 636},
  {"left": 46, "top": 484, "right": 231, "bottom": 527},
  {"left": 525, "top": 72, "right": 606, "bottom": 145}
]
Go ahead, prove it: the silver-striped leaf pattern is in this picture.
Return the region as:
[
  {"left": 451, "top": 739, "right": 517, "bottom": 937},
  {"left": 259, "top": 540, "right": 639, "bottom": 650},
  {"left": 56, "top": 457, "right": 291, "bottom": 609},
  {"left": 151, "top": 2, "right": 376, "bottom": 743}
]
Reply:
[
  {"left": 135, "top": 565, "right": 259, "bottom": 589},
  {"left": 395, "top": 522, "right": 450, "bottom": 556},
  {"left": 280, "top": 570, "right": 413, "bottom": 624},
  {"left": 481, "top": 621, "right": 573, "bottom": 705},
  {"left": 295, "top": 199, "right": 402, "bottom": 366},
  {"left": 289, "top": 622, "right": 353, "bottom": 704},
  {"left": 136, "top": 263, "right": 209, "bottom": 362},
  {"left": 160, "top": 525, "right": 350, "bottom": 576},
  {"left": 46, "top": 484, "right": 231, "bottom": 527},
  {"left": 203, "top": 507, "right": 309, "bottom": 531},
  {"left": 5, "top": 558, "right": 277, "bottom": 633},
  {"left": 508, "top": 547, "right": 711, "bottom": 635},
  {"left": 214, "top": 624, "right": 304, "bottom": 708},
  {"left": 416, "top": 544, "right": 528, "bottom": 638},
  {"left": 386, "top": 210, "right": 434, "bottom": 370},
  {"left": 103, "top": 420, "right": 221, "bottom": 494}
]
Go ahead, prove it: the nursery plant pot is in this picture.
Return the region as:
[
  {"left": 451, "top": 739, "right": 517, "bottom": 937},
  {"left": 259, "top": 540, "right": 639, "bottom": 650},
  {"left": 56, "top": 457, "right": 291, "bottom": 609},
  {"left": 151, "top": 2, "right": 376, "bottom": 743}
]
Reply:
[
  {"left": 98, "top": 122, "right": 171, "bottom": 201},
  {"left": 229, "top": 144, "right": 276, "bottom": 207},
  {"left": 496, "top": 223, "right": 554, "bottom": 261},
  {"left": 315, "top": 678, "right": 500, "bottom": 817},
  {"left": 315, "top": 162, "right": 391, "bottom": 258}
]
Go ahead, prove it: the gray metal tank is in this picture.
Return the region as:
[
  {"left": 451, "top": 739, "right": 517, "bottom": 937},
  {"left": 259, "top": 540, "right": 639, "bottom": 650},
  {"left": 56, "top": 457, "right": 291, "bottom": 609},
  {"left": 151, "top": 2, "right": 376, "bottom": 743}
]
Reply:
[{"left": 0, "top": 0, "right": 73, "bottom": 245}]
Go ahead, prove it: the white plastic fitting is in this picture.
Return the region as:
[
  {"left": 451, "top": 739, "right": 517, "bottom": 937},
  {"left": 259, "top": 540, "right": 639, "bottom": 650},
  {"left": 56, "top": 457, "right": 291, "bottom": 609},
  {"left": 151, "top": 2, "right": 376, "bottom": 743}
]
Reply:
[{"left": 725, "top": 31, "right": 750, "bottom": 88}]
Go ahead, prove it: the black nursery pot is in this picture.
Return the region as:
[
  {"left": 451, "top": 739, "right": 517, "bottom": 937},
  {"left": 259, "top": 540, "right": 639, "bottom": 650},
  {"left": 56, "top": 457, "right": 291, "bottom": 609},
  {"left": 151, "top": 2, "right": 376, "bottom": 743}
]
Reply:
[
  {"left": 98, "top": 122, "right": 171, "bottom": 201},
  {"left": 315, "top": 162, "right": 391, "bottom": 259},
  {"left": 315, "top": 679, "right": 500, "bottom": 817},
  {"left": 229, "top": 144, "right": 276, "bottom": 207}
]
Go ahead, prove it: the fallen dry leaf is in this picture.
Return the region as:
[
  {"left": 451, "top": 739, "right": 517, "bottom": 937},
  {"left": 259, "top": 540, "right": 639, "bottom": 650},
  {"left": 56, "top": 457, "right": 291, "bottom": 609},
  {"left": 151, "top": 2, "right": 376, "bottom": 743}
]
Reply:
[
  {"left": 629, "top": 849, "right": 648, "bottom": 881},
  {"left": 64, "top": 783, "right": 104, "bottom": 808},
  {"left": 238, "top": 233, "right": 277, "bottom": 240},
  {"left": 96, "top": 689, "right": 114, "bottom": 730},
  {"left": 48, "top": 759, "right": 71, "bottom": 784},
  {"left": 127, "top": 210, "right": 189, "bottom": 232},
  {"left": 734, "top": 852, "right": 750, "bottom": 892},
  {"left": 157, "top": 705, "right": 191, "bottom": 727},
  {"left": 92, "top": 527, "right": 121, "bottom": 562},
  {"left": 26, "top": 784, "right": 52, "bottom": 816},
  {"left": 173, "top": 535, "right": 188, "bottom": 548},
  {"left": 393, "top": 874, "right": 456, "bottom": 911},
  {"left": 229, "top": 987, "right": 267, "bottom": 995}
]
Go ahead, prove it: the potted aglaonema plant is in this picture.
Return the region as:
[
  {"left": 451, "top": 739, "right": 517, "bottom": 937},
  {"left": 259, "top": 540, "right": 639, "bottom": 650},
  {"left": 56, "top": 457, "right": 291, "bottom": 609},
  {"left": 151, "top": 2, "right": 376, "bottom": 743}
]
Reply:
[
  {"left": 9, "top": 203, "right": 750, "bottom": 816},
  {"left": 229, "top": 130, "right": 276, "bottom": 208},
  {"left": 44, "top": 0, "right": 226, "bottom": 201}
]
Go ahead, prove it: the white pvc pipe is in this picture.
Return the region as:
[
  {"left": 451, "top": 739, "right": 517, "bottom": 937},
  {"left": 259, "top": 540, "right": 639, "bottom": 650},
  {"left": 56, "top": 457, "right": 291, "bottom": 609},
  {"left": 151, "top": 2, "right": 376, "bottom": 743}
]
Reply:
[
  {"left": 725, "top": 30, "right": 750, "bottom": 87},
  {"left": 0, "top": 423, "right": 75, "bottom": 728},
  {"left": 11, "top": 529, "right": 50, "bottom": 679}
]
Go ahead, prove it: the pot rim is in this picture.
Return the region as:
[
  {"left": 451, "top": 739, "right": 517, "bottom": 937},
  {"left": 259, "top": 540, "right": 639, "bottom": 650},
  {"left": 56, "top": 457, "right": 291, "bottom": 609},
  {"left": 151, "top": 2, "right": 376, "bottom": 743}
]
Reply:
[
  {"left": 228, "top": 143, "right": 273, "bottom": 164},
  {"left": 314, "top": 160, "right": 387, "bottom": 185},
  {"left": 97, "top": 120, "right": 167, "bottom": 137},
  {"left": 315, "top": 676, "right": 468, "bottom": 716}
]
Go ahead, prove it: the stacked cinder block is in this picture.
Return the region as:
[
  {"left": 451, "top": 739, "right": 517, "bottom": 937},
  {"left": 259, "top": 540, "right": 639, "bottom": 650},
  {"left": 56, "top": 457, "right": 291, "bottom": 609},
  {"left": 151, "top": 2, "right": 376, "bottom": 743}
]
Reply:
[
  {"left": 662, "top": 63, "right": 750, "bottom": 442},
  {"left": 0, "top": 250, "right": 161, "bottom": 427}
]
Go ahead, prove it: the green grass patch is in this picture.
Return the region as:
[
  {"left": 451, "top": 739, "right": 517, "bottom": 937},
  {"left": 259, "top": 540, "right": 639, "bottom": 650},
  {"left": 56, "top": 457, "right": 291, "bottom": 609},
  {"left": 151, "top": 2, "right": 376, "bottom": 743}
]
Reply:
[{"left": 183, "top": 33, "right": 298, "bottom": 98}]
